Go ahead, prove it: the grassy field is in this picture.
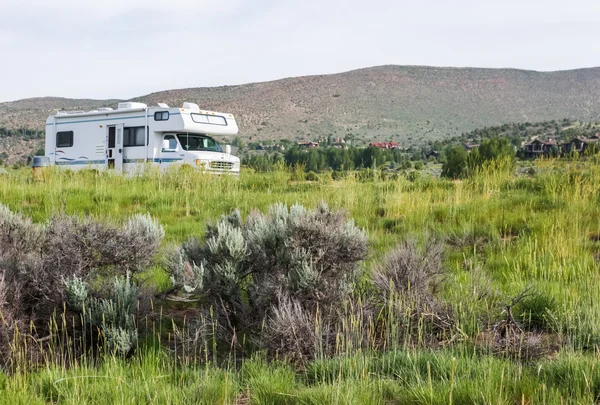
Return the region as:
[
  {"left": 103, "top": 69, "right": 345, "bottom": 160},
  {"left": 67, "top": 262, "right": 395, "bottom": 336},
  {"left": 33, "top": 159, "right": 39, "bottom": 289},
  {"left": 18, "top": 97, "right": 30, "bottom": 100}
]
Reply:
[{"left": 2, "top": 161, "right": 600, "bottom": 404}]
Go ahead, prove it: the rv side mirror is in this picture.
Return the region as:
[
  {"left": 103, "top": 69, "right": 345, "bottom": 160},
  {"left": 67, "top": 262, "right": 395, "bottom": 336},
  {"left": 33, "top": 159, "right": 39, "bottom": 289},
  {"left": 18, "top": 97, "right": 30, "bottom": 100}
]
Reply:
[
  {"left": 162, "top": 139, "right": 174, "bottom": 151},
  {"left": 225, "top": 144, "right": 231, "bottom": 154}
]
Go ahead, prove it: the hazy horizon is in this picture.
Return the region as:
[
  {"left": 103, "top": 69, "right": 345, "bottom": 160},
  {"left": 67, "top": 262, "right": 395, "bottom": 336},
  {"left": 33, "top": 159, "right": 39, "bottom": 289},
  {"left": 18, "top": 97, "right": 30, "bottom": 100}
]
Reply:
[{"left": 1, "top": 0, "right": 599, "bottom": 102}]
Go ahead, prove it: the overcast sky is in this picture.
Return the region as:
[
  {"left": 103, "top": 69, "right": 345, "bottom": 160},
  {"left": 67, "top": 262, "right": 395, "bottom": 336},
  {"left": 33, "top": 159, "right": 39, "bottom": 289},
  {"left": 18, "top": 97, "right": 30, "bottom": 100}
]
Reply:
[{"left": 1, "top": 0, "right": 599, "bottom": 102}]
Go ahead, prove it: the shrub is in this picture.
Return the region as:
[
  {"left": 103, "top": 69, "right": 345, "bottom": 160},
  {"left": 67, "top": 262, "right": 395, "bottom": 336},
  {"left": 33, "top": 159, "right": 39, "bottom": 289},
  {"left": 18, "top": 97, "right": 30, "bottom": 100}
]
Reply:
[
  {"left": 372, "top": 239, "right": 454, "bottom": 344},
  {"left": 407, "top": 170, "right": 420, "bottom": 182},
  {"left": 0, "top": 203, "right": 44, "bottom": 259},
  {"left": 305, "top": 171, "right": 319, "bottom": 181},
  {"left": 331, "top": 171, "right": 347, "bottom": 180},
  {"left": 262, "top": 296, "right": 320, "bottom": 362},
  {"left": 373, "top": 239, "right": 445, "bottom": 302},
  {"left": 66, "top": 274, "right": 140, "bottom": 356},
  {"left": 0, "top": 204, "right": 163, "bottom": 364},
  {"left": 167, "top": 202, "right": 368, "bottom": 359},
  {"left": 514, "top": 291, "right": 557, "bottom": 332},
  {"left": 45, "top": 213, "right": 163, "bottom": 278}
]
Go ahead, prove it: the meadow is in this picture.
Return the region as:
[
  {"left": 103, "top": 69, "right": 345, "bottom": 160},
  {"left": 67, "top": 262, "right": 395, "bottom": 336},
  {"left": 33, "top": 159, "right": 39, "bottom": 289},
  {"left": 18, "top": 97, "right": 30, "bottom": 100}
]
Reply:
[{"left": 1, "top": 160, "right": 600, "bottom": 404}]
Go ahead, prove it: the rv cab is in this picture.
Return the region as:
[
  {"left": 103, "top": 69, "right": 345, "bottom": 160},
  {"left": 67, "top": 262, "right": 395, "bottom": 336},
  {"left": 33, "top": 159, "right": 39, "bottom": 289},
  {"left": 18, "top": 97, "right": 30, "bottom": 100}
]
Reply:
[{"left": 159, "top": 133, "right": 239, "bottom": 172}]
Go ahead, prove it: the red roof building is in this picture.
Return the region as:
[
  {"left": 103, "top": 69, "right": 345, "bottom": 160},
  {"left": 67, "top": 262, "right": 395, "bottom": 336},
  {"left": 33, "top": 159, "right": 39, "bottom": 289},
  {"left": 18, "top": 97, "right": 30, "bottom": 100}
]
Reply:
[{"left": 369, "top": 142, "right": 399, "bottom": 149}]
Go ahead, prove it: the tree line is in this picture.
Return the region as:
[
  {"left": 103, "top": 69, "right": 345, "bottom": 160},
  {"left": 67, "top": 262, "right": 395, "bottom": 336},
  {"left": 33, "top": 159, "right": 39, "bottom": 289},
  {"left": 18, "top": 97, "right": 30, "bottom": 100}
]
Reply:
[
  {"left": 242, "top": 146, "right": 414, "bottom": 172},
  {"left": 441, "top": 137, "right": 515, "bottom": 178}
]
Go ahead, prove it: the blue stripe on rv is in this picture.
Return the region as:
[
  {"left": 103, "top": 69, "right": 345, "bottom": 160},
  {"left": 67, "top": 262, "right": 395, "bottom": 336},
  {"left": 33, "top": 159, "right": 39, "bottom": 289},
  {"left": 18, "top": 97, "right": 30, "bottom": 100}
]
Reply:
[
  {"left": 152, "top": 158, "right": 184, "bottom": 163},
  {"left": 122, "top": 159, "right": 183, "bottom": 163},
  {"left": 55, "top": 160, "right": 106, "bottom": 166}
]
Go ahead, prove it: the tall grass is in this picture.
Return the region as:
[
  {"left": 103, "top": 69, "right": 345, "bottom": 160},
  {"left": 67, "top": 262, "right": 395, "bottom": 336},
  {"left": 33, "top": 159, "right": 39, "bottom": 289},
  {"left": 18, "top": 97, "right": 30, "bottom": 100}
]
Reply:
[{"left": 1, "top": 161, "right": 600, "bottom": 403}]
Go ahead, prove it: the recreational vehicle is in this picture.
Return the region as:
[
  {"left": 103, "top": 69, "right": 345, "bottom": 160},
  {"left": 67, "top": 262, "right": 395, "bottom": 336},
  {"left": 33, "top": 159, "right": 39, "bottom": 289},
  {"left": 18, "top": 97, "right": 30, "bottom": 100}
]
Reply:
[{"left": 44, "top": 102, "right": 241, "bottom": 174}]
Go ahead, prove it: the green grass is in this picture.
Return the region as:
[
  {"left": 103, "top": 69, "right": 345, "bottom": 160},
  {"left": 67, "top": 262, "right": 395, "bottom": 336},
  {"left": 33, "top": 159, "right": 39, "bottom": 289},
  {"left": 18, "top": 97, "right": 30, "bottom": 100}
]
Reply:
[
  {"left": 3, "top": 349, "right": 600, "bottom": 404},
  {"left": 2, "top": 161, "right": 600, "bottom": 403}
]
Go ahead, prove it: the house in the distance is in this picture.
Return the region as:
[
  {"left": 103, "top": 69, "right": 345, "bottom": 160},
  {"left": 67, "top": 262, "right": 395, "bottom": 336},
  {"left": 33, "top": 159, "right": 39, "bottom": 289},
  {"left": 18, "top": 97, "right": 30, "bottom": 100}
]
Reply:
[
  {"left": 521, "top": 138, "right": 559, "bottom": 159},
  {"left": 331, "top": 137, "right": 347, "bottom": 149},
  {"left": 298, "top": 141, "right": 319, "bottom": 149},
  {"left": 369, "top": 142, "right": 399, "bottom": 149},
  {"left": 463, "top": 143, "right": 480, "bottom": 152},
  {"left": 562, "top": 134, "right": 599, "bottom": 154}
]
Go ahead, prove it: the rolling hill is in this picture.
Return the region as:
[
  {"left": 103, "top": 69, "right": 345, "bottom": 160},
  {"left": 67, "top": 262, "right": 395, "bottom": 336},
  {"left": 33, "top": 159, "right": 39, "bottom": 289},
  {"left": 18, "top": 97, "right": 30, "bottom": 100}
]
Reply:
[{"left": 1, "top": 65, "right": 600, "bottom": 163}]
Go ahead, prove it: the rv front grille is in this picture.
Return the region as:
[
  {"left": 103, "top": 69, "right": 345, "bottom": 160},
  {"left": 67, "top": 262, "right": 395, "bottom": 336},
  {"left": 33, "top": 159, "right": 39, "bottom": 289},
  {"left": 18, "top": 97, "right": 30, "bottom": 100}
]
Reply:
[{"left": 209, "top": 161, "right": 234, "bottom": 171}]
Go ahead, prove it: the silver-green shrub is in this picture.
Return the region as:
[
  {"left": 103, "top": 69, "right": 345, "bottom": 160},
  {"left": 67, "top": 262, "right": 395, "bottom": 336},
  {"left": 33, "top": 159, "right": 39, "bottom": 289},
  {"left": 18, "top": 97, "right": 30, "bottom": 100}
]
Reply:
[
  {"left": 166, "top": 248, "right": 204, "bottom": 293},
  {"left": 65, "top": 273, "right": 139, "bottom": 356},
  {"left": 168, "top": 202, "right": 368, "bottom": 357}
]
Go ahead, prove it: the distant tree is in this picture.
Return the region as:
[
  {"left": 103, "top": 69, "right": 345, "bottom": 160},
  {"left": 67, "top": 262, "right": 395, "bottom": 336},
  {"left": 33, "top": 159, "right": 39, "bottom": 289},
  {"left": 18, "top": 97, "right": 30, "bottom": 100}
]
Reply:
[
  {"left": 306, "top": 150, "right": 319, "bottom": 172},
  {"left": 466, "top": 137, "right": 515, "bottom": 174},
  {"left": 442, "top": 146, "right": 467, "bottom": 179},
  {"left": 341, "top": 149, "right": 354, "bottom": 170},
  {"left": 477, "top": 137, "right": 515, "bottom": 161}
]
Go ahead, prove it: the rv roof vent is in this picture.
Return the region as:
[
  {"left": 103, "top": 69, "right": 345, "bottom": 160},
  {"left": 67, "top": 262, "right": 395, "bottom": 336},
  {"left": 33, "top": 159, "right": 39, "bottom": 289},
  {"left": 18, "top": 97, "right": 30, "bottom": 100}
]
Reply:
[
  {"left": 117, "top": 102, "right": 147, "bottom": 110},
  {"left": 98, "top": 107, "right": 113, "bottom": 112},
  {"left": 182, "top": 102, "right": 200, "bottom": 112},
  {"left": 157, "top": 103, "right": 169, "bottom": 108}
]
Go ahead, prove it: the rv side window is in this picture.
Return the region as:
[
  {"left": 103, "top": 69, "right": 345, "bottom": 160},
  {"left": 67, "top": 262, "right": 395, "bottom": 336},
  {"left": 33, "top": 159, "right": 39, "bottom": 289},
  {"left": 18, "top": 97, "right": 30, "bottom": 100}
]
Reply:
[
  {"left": 56, "top": 131, "right": 73, "bottom": 148},
  {"left": 162, "top": 135, "right": 178, "bottom": 152},
  {"left": 154, "top": 111, "right": 169, "bottom": 121},
  {"left": 124, "top": 127, "right": 145, "bottom": 147}
]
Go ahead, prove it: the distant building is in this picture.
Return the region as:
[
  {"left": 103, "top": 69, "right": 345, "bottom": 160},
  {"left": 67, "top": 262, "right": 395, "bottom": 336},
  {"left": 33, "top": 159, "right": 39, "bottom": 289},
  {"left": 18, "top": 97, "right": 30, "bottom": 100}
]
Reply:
[
  {"left": 298, "top": 141, "right": 319, "bottom": 149},
  {"left": 521, "top": 139, "right": 558, "bottom": 158},
  {"left": 562, "top": 136, "right": 599, "bottom": 154},
  {"left": 463, "top": 143, "right": 480, "bottom": 151},
  {"left": 369, "top": 142, "right": 399, "bottom": 149}
]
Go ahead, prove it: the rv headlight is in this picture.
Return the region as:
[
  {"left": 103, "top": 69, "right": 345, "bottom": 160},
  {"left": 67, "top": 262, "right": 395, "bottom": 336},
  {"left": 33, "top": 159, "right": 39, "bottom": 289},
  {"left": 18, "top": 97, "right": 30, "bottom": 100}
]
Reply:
[{"left": 195, "top": 159, "right": 208, "bottom": 167}]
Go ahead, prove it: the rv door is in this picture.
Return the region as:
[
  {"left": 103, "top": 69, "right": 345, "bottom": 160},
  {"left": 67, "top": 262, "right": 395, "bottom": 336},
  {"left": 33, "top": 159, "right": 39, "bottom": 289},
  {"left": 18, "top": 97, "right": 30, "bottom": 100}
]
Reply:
[{"left": 107, "top": 124, "right": 124, "bottom": 173}]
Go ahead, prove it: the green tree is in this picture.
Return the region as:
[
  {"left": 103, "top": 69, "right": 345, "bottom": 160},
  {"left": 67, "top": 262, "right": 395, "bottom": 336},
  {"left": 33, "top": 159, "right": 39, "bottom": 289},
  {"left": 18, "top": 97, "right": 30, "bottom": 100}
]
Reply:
[
  {"left": 442, "top": 146, "right": 468, "bottom": 179},
  {"left": 467, "top": 137, "right": 515, "bottom": 174},
  {"left": 306, "top": 149, "right": 319, "bottom": 172},
  {"left": 478, "top": 137, "right": 515, "bottom": 161}
]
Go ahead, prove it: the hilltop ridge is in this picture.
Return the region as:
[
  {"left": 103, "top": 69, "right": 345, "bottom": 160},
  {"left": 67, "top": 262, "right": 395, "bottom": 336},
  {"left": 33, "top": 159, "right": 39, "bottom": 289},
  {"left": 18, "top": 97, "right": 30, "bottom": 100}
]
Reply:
[{"left": 1, "top": 65, "right": 600, "bottom": 162}]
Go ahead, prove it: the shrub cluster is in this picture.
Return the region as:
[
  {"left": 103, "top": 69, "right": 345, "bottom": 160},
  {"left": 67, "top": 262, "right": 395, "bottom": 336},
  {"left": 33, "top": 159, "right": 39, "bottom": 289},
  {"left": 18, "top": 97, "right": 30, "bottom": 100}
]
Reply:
[
  {"left": 166, "top": 204, "right": 462, "bottom": 362},
  {"left": 1, "top": 199, "right": 554, "bottom": 367},
  {"left": 0, "top": 204, "right": 163, "bottom": 364}
]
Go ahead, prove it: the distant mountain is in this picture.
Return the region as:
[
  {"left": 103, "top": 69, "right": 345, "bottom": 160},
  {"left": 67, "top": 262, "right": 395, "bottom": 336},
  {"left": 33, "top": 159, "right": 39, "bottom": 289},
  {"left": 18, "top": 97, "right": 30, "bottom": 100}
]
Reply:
[{"left": 1, "top": 65, "right": 600, "bottom": 163}]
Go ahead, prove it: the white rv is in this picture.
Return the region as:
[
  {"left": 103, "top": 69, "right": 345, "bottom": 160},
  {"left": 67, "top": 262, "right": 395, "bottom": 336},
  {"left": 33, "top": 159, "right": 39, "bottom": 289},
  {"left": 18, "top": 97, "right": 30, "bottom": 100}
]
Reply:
[{"left": 44, "top": 102, "right": 241, "bottom": 174}]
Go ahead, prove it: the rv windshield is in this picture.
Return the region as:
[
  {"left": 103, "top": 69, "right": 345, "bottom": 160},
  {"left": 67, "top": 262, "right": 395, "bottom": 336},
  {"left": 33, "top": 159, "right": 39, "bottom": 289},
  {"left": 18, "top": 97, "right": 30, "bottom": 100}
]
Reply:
[{"left": 177, "top": 134, "right": 222, "bottom": 152}]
